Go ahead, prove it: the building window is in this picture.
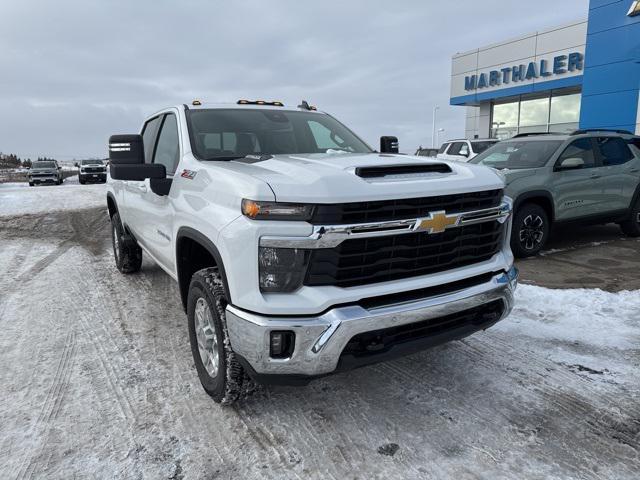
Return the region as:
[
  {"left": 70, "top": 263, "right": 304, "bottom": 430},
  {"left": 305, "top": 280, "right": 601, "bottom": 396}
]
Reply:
[{"left": 490, "top": 89, "right": 581, "bottom": 139}]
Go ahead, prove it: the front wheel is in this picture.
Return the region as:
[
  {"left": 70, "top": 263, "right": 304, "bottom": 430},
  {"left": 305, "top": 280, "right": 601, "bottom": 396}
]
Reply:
[
  {"left": 187, "top": 268, "right": 247, "bottom": 405},
  {"left": 111, "top": 212, "right": 142, "bottom": 273},
  {"left": 620, "top": 197, "right": 640, "bottom": 237},
  {"left": 511, "top": 204, "right": 550, "bottom": 258}
]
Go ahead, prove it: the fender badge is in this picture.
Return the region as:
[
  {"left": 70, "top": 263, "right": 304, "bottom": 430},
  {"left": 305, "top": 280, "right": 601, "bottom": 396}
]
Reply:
[{"left": 180, "top": 169, "right": 197, "bottom": 180}]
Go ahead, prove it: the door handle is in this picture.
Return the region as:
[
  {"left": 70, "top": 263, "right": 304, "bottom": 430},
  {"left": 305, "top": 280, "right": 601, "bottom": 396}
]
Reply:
[
  {"left": 590, "top": 173, "right": 601, "bottom": 179},
  {"left": 137, "top": 184, "right": 148, "bottom": 193},
  {"left": 630, "top": 168, "right": 640, "bottom": 173}
]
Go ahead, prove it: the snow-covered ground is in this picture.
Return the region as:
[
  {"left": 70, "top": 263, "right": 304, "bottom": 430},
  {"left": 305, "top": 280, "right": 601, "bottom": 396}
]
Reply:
[
  {"left": 0, "top": 184, "right": 639, "bottom": 479},
  {"left": 0, "top": 176, "right": 106, "bottom": 217}
]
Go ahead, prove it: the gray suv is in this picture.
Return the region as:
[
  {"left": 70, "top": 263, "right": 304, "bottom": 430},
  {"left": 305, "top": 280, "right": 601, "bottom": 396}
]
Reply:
[{"left": 470, "top": 130, "right": 640, "bottom": 257}]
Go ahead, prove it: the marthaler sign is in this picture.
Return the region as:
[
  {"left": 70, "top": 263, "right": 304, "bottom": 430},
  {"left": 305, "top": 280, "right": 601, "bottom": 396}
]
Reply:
[{"left": 464, "top": 52, "right": 584, "bottom": 91}]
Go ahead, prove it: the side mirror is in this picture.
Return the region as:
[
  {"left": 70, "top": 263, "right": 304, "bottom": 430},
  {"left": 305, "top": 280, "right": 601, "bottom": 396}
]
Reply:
[
  {"left": 109, "top": 134, "right": 145, "bottom": 165},
  {"left": 380, "top": 136, "right": 399, "bottom": 154},
  {"left": 109, "top": 133, "right": 165, "bottom": 181},
  {"left": 558, "top": 157, "right": 584, "bottom": 170},
  {"left": 74, "top": 162, "right": 79, "bottom": 168},
  {"left": 110, "top": 163, "right": 166, "bottom": 181}
]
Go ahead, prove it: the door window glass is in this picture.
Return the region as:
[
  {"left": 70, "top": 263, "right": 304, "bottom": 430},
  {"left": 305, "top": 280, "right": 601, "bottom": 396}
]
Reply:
[
  {"left": 141, "top": 116, "right": 161, "bottom": 163},
  {"left": 557, "top": 139, "right": 596, "bottom": 168},
  {"left": 438, "top": 143, "right": 449, "bottom": 154},
  {"left": 459, "top": 143, "right": 470, "bottom": 156},
  {"left": 597, "top": 137, "right": 634, "bottom": 166},
  {"left": 153, "top": 114, "right": 180, "bottom": 175},
  {"left": 447, "top": 142, "right": 465, "bottom": 156}
]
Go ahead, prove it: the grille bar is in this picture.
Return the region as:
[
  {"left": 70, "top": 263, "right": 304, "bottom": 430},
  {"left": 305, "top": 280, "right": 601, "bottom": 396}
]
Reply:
[{"left": 311, "top": 189, "right": 503, "bottom": 224}]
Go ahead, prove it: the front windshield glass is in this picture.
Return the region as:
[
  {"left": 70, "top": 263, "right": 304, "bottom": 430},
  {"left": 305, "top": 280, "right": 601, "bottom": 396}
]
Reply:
[
  {"left": 33, "top": 161, "right": 55, "bottom": 168},
  {"left": 187, "top": 108, "right": 373, "bottom": 160},
  {"left": 470, "top": 140, "right": 562, "bottom": 170},
  {"left": 472, "top": 141, "right": 498, "bottom": 154},
  {"left": 82, "top": 159, "right": 104, "bottom": 165}
]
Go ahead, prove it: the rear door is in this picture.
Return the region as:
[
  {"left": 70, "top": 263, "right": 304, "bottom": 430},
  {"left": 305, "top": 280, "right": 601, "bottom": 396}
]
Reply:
[
  {"left": 594, "top": 136, "right": 638, "bottom": 212},
  {"left": 551, "top": 137, "right": 607, "bottom": 220}
]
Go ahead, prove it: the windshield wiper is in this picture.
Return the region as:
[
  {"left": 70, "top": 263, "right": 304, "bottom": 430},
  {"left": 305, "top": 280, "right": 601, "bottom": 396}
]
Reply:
[{"left": 202, "top": 155, "right": 247, "bottom": 161}]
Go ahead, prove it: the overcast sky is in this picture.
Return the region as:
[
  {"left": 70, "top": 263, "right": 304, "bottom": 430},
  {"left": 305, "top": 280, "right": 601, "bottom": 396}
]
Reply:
[{"left": 0, "top": 0, "right": 588, "bottom": 160}]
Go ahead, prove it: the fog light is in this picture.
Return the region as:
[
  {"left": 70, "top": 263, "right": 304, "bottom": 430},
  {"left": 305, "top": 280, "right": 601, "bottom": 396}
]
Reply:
[{"left": 270, "top": 331, "right": 295, "bottom": 359}]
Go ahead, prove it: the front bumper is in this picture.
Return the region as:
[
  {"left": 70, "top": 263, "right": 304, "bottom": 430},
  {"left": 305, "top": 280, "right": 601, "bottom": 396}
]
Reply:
[
  {"left": 226, "top": 267, "right": 518, "bottom": 382},
  {"left": 30, "top": 176, "right": 57, "bottom": 183},
  {"left": 80, "top": 172, "right": 107, "bottom": 181}
]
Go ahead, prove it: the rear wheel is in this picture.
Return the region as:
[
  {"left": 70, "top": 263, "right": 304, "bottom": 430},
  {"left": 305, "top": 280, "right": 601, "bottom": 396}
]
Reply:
[
  {"left": 620, "top": 197, "right": 640, "bottom": 237},
  {"left": 511, "top": 203, "right": 550, "bottom": 258},
  {"left": 28, "top": 182, "right": 34, "bottom": 187},
  {"left": 111, "top": 212, "right": 142, "bottom": 273},
  {"left": 187, "top": 268, "right": 247, "bottom": 405}
]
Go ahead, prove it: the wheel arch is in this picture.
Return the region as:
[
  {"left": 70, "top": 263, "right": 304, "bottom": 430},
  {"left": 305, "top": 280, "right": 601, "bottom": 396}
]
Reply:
[
  {"left": 106, "top": 192, "right": 118, "bottom": 219},
  {"left": 513, "top": 190, "right": 555, "bottom": 223},
  {"left": 175, "top": 227, "right": 231, "bottom": 312}
]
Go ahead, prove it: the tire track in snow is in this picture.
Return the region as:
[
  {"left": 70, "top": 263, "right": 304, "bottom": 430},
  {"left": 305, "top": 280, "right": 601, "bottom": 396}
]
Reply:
[{"left": 13, "top": 331, "right": 77, "bottom": 480}]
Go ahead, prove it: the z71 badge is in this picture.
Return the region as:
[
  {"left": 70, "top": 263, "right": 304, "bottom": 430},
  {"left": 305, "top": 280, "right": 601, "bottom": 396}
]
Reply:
[{"left": 180, "top": 169, "right": 197, "bottom": 180}]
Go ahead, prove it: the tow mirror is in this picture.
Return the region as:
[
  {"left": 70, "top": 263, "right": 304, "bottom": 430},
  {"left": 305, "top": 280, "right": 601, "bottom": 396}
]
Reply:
[
  {"left": 380, "top": 136, "right": 399, "bottom": 154},
  {"left": 109, "top": 133, "right": 165, "bottom": 181},
  {"left": 109, "top": 134, "right": 145, "bottom": 165},
  {"left": 558, "top": 157, "right": 584, "bottom": 170}
]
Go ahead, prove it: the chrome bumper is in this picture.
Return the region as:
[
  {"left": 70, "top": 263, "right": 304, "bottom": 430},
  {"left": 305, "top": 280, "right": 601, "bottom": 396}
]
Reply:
[{"left": 226, "top": 267, "right": 518, "bottom": 377}]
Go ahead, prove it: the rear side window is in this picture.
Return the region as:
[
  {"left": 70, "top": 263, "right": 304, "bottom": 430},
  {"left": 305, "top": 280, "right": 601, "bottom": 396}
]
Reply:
[
  {"left": 597, "top": 137, "right": 634, "bottom": 166},
  {"left": 141, "top": 116, "right": 162, "bottom": 163},
  {"left": 153, "top": 114, "right": 180, "bottom": 175},
  {"left": 557, "top": 138, "right": 596, "bottom": 168},
  {"left": 438, "top": 143, "right": 449, "bottom": 154}
]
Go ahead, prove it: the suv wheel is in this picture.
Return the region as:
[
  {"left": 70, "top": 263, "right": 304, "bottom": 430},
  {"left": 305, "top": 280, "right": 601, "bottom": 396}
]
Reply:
[
  {"left": 511, "top": 204, "right": 549, "bottom": 258},
  {"left": 187, "top": 268, "right": 247, "bottom": 405},
  {"left": 620, "top": 197, "right": 640, "bottom": 237},
  {"left": 111, "top": 212, "right": 142, "bottom": 273}
]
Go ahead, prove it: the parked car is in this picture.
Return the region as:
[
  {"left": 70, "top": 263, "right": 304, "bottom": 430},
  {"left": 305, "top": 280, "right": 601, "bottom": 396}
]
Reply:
[
  {"left": 437, "top": 139, "right": 499, "bottom": 162},
  {"left": 106, "top": 100, "right": 518, "bottom": 404},
  {"left": 27, "top": 160, "right": 64, "bottom": 186},
  {"left": 470, "top": 130, "right": 640, "bottom": 257},
  {"left": 415, "top": 147, "right": 440, "bottom": 157},
  {"left": 77, "top": 159, "right": 107, "bottom": 184}
]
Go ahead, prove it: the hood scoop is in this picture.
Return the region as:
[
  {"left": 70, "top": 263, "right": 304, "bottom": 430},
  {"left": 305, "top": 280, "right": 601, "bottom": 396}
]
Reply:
[{"left": 355, "top": 163, "right": 452, "bottom": 180}]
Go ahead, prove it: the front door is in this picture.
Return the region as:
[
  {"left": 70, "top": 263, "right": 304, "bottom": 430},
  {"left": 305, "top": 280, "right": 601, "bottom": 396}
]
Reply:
[
  {"left": 126, "top": 111, "right": 181, "bottom": 274},
  {"left": 594, "top": 136, "right": 638, "bottom": 212},
  {"left": 551, "top": 138, "right": 607, "bottom": 221}
]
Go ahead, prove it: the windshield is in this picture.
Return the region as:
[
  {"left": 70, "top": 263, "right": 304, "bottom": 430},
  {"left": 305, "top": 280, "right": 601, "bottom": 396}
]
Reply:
[
  {"left": 472, "top": 141, "right": 498, "bottom": 154},
  {"left": 81, "top": 160, "right": 104, "bottom": 165},
  {"left": 470, "top": 140, "right": 562, "bottom": 170},
  {"left": 33, "top": 162, "right": 55, "bottom": 168},
  {"left": 186, "top": 109, "right": 373, "bottom": 160}
]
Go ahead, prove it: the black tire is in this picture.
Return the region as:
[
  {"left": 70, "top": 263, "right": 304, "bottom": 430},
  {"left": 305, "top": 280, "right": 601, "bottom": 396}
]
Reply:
[
  {"left": 511, "top": 203, "right": 550, "bottom": 258},
  {"left": 79, "top": 178, "right": 85, "bottom": 184},
  {"left": 187, "top": 268, "right": 246, "bottom": 405},
  {"left": 620, "top": 197, "right": 640, "bottom": 237},
  {"left": 111, "top": 212, "right": 142, "bottom": 273},
  {"left": 29, "top": 182, "right": 34, "bottom": 187}
]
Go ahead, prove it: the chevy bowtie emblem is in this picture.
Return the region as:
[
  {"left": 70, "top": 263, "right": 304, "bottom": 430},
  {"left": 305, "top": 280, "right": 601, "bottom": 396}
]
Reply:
[
  {"left": 629, "top": 0, "right": 640, "bottom": 16},
  {"left": 416, "top": 211, "right": 460, "bottom": 234}
]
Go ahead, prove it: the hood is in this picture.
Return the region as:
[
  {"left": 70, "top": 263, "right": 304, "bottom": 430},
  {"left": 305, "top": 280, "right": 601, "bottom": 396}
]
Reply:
[
  {"left": 501, "top": 168, "right": 539, "bottom": 186},
  {"left": 210, "top": 152, "right": 505, "bottom": 203}
]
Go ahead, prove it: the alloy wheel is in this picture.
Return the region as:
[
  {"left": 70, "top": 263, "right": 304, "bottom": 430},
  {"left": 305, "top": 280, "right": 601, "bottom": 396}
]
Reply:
[
  {"left": 194, "top": 297, "right": 219, "bottom": 378},
  {"left": 519, "top": 214, "right": 545, "bottom": 250}
]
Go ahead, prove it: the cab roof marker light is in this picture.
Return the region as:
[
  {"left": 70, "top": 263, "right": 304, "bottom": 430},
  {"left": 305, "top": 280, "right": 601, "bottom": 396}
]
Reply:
[{"left": 192, "top": 99, "right": 202, "bottom": 106}]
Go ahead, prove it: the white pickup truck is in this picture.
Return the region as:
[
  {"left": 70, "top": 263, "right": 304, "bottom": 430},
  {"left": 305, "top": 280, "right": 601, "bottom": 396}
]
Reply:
[{"left": 106, "top": 100, "right": 518, "bottom": 404}]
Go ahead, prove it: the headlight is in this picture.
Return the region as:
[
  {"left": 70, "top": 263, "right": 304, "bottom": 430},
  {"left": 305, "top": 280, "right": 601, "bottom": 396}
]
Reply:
[
  {"left": 242, "top": 199, "right": 313, "bottom": 221},
  {"left": 259, "top": 247, "right": 310, "bottom": 292}
]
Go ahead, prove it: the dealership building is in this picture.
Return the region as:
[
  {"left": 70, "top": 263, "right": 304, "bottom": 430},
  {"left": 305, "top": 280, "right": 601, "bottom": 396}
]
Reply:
[{"left": 450, "top": 0, "right": 640, "bottom": 140}]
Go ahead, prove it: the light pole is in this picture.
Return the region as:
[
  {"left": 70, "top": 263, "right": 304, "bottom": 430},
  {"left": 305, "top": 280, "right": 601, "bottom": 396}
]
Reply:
[
  {"left": 431, "top": 106, "right": 440, "bottom": 148},
  {"left": 437, "top": 128, "right": 445, "bottom": 147},
  {"left": 492, "top": 121, "right": 505, "bottom": 138}
]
